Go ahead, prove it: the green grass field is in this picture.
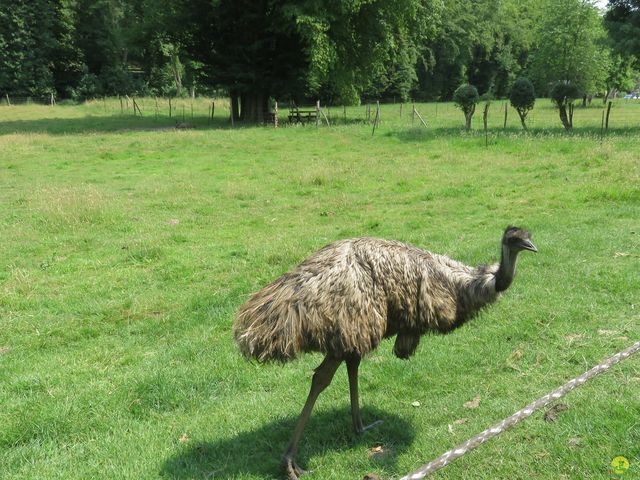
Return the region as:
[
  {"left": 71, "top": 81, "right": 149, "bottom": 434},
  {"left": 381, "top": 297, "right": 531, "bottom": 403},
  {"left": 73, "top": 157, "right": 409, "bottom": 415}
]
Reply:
[{"left": 1, "top": 98, "right": 639, "bottom": 480}]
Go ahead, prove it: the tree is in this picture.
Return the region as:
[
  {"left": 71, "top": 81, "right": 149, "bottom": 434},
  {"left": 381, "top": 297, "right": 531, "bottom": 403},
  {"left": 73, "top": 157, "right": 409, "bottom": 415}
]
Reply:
[
  {"left": 605, "top": 0, "right": 640, "bottom": 66},
  {"left": 414, "top": 0, "right": 540, "bottom": 100},
  {"left": 0, "top": 0, "right": 57, "bottom": 96},
  {"left": 50, "top": 1, "right": 84, "bottom": 97},
  {"left": 181, "top": 0, "right": 313, "bottom": 121},
  {"left": 550, "top": 81, "right": 580, "bottom": 129},
  {"left": 509, "top": 77, "right": 536, "bottom": 130},
  {"left": 604, "top": 53, "right": 638, "bottom": 100},
  {"left": 528, "top": 0, "right": 609, "bottom": 97},
  {"left": 416, "top": 2, "right": 484, "bottom": 100},
  {"left": 453, "top": 84, "right": 479, "bottom": 130},
  {"left": 179, "top": 0, "right": 436, "bottom": 121},
  {"left": 73, "top": 0, "right": 139, "bottom": 96},
  {"left": 300, "top": 0, "right": 438, "bottom": 104}
]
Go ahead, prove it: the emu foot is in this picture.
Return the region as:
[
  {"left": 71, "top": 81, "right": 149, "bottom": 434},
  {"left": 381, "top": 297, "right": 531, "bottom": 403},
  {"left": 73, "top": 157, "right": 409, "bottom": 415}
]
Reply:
[
  {"left": 283, "top": 455, "right": 308, "bottom": 480},
  {"left": 355, "top": 419, "right": 383, "bottom": 435}
]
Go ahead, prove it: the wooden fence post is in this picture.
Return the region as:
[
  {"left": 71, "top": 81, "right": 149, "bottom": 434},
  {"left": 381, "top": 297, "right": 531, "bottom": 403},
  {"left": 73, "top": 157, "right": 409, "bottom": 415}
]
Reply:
[
  {"left": 119, "top": 95, "right": 123, "bottom": 114},
  {"left": 316, "top": 100, "right": 320, "bottom": 127},
  {"left": 371, "top": 101, "right": 380, "bottom": 136},
  {"left": 132, "top": 97, "right": 142, "bottom": 116},
  {"left": 169, "top": 97, "right": 172, "bottom": 118},
  {"left": 413, "top": 106, "right": 428, "bottom": 128},
  {"left": 503, "top": 102, "right": 507, "bottom": 128},
  {"left": 5, "top": 93, "right": 10, "bottom": 106},
  {"left": 412, "top": 101, "right": 415, "bottom": 126}
]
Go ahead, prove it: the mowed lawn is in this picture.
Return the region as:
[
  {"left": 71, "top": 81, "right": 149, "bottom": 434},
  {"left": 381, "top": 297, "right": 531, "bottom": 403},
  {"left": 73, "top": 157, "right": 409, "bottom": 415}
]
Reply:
[{"left": 0, "top": 100, "right": 639, "bottom": 480}]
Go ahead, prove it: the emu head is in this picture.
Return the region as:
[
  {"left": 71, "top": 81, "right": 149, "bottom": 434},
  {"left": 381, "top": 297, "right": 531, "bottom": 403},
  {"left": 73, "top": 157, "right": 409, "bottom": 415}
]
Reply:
[{"left": 502, "top": 226, "right": 537, "bottom": 254}]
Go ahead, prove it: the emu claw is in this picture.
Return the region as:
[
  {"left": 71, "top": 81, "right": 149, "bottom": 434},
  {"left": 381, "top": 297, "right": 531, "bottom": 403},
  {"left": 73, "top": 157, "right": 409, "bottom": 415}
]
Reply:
[{"left": 284, "top": 456, "right": 308, "bottom": 480}]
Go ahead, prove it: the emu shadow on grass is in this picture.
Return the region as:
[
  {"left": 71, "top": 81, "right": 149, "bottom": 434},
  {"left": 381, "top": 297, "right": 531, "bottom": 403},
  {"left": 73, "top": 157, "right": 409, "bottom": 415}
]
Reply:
[{"left": 161, "top": 406, "right": 413, "bottom": 479}]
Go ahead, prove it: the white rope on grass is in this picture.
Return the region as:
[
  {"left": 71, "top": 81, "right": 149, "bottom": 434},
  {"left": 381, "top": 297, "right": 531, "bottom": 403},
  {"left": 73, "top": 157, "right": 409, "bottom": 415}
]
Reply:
[{"left": 400, "top": 340, "right": 640, "bottom": 480}]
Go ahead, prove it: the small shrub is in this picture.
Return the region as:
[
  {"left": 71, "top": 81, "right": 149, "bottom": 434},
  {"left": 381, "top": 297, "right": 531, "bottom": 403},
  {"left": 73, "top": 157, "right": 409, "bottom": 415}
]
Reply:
[
  {"left": 509, "top": 78, "right": 535, "bottom": 130},
  {"left": 453, "top": 84, "right": 479, "bottom": 130},
  {"left": 549, "top": 81, "right": 580, "bottom": 130}
]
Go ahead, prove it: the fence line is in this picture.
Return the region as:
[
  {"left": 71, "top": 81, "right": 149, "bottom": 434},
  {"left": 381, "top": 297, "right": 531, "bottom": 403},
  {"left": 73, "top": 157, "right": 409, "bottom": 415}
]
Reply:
[{"left": 1, "top": 95, "right": 635, "bottom": 131}]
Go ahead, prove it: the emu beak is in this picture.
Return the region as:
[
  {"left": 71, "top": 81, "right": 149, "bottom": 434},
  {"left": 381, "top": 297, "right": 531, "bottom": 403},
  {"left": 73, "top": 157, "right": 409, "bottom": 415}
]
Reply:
[{"left": 520, "top": 239, "right": 538, "bottom": 253}]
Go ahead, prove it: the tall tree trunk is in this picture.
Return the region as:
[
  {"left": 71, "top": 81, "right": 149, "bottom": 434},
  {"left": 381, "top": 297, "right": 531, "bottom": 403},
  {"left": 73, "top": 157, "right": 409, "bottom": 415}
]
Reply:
[
  {"left": 568, "top": 103, "right": 574, "bottom": 128},
  {"left": 518, "top": 110, "right": 528, "bottom": 131},
  {"left": 240, "top": 92, "right": 269, "bottom": 123},
  {"left": 558, "top": 103, "right": 572, "bottom": 130},
  {"left": 464, "top": 105, "right": 475, "bottom": 130},
  {"left": 170, "top": 53, "right": 182, "bottom": 96},
  {"left": 230, "top": 91, "right": 240, "bottom": 122}
]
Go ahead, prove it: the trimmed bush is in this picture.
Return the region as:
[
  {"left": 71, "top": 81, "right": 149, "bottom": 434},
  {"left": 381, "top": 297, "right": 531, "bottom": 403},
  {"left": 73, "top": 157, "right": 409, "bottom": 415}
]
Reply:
[
  {"left": 509, "top": 78, "right": 535, "bottom": 130},
  {"left": 550, "top": 81, "right": 581, "bottom": 130},
  {"left": 453, "top": 84, "right": 480, "bottom": 130}
]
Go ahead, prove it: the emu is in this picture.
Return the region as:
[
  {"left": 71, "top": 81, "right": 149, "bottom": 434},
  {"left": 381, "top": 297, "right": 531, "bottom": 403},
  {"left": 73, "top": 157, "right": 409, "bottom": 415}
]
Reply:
[{"left": 234, "top": 226, "right": 537, "bottom": 479}]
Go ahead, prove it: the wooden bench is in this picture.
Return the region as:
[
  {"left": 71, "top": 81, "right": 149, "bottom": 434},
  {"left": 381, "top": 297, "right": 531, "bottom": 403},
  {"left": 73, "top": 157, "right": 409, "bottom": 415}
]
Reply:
[{"left": 288, "top": 108, "right": 318, "bottom": 124}]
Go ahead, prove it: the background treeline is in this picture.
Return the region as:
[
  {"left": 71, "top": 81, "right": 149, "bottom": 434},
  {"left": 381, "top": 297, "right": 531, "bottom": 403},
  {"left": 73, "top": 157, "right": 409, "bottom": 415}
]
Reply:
[{"left": 1, "top": 0, "right": 638, "bottom": 114}]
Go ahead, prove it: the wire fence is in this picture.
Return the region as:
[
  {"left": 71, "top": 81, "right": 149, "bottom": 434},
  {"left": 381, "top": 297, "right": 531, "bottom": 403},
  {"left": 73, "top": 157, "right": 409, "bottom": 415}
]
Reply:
[
  {"left": 2, "top": 94, "right": 57, "bottom": 106},
  {"left": 1, "top": 94, "right": 638, "bottom": 133}
]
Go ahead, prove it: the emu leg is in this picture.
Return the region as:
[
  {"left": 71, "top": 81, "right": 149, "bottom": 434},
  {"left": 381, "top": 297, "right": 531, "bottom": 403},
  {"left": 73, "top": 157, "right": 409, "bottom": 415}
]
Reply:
[
  {"left": 283, "top": 355, "right": 341, "bottom": 480},
  {"left": 346, "top": 355, "right": 383, "bottom": 434}
]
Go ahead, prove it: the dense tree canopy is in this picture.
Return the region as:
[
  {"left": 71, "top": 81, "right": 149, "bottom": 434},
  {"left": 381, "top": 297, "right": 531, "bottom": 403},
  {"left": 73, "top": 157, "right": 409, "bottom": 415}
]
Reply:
[
  {"left": 178, "top": 0, "right": 438, "bottom": 120},
  {"left": 528, "top": 0, "right": 610, "bottom": 96},
  {"left": 0, "top": 0, "right": 59, "bottom": 96},
  {"left": 0, "top": 0, "right": 637, "bottom": 114},
  {"left": 605, "top": 0, "right": 640, "bottom": 65}
]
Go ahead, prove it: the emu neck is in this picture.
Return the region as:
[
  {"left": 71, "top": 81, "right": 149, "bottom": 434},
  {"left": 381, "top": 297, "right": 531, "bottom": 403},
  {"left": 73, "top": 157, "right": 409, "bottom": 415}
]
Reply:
[{"left": 495, "top": 244, "right": 519, "bottom": 292}]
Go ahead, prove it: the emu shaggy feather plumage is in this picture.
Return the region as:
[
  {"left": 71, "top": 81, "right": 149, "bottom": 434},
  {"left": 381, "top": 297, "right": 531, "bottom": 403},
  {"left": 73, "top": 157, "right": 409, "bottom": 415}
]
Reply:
[
  {"left": 235, "top": 237, "right": 503, "bottom": 363},
  {"left": 234, "top": 227, "right": 536, "bottom": 480}
]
